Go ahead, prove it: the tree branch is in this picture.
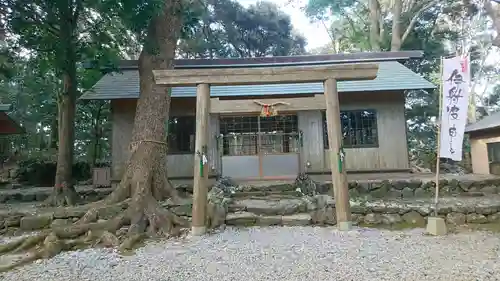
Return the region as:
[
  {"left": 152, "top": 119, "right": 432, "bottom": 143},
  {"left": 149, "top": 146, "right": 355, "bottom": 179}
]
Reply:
[
  {"left": 339, "top": 10, "right": 362, "bottom": 42},
  {"left": 485, "top": 0, "right": 500, "bottom": 47},
  {"left": 403, "top": 0, "right": 417, "bottom": 13},
  {"left": 368, "top": 0, "right": 381, "bottom": 51},
  {"left": 400, "top": 0, "right": 439, "bottom": 44},
  {"left": 73, "top": 0, "right": 83, "bottom": 21},
  {"left": 7, "top": 0, "right": 60, "bottom": 36},
  {"left": 79, "top": 15, "right": 109, "bottom": 37}
]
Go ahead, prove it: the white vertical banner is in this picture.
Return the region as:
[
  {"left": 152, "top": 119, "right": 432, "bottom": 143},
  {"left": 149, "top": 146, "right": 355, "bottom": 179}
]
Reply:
[{"left": 439, "top": 56, "right": 470, "bottom": 161}]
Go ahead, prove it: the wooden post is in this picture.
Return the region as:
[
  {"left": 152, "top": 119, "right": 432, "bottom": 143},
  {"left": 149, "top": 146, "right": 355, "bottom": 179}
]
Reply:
[
  {"left": 434, "top": 57, "right": 444, "bottom": 216},
  {"left": 324, "top": 78, "right": 352, "bottom": 231},
  {"left": 191, "top": 83, "right": 210, "bottom": 236}
]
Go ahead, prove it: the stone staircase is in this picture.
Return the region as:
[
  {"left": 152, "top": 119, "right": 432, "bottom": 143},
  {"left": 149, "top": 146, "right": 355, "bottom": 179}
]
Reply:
[
  {"left": 227, "top": 198, "right": 317, "bottom": 226},
  {"left": 224, "top": 182, "right": 336, "bottom": 227}
]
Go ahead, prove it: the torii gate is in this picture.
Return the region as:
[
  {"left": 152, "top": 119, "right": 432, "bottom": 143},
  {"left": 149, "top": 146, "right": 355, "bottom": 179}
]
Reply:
[{"left": 153, "top": 63, "right": 379, "bottom": 235}]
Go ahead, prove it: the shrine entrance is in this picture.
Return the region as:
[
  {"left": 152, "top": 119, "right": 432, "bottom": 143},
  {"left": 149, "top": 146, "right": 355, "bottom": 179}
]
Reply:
[
  {"left": 219, "top": 114, "right": 301, "bottom": 179},
  {"left": 153, "top": 61, "right": 379, "bottom": 234}
]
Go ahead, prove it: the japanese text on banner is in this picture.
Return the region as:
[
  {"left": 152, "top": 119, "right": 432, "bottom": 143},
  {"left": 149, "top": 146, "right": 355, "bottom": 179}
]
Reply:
[{"left": 439, "top": 56, "right": 470, "bottom": 161}]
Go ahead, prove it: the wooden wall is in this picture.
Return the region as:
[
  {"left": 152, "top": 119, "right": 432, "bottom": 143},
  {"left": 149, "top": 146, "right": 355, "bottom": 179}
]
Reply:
[
  {"left": 111, "top": 99, "right": 135, "bottom": 179},
  {"left": 111, "top": 91, "right": 409, "bottom": 179},
  {"left": 298, "top": 91, "right": 410, "bottom": 172},
  {"left": 110, "top": 98, "right": 220, "bottom": 180},
  {"left": 469, "top": 129, "right": 500, "bottom": 175}
]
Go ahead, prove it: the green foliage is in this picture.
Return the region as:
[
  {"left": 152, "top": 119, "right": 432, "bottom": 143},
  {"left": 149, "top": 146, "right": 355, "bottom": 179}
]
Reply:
[
  {"left": 0, "top": 0, "right": 135, "bottom": 168},
  {"left": 304, "top": 0, "right": 476, "bottom": 167},
  {"left": 15, "top": 159, "right": 98, "bottom": 186},
  {"left": 75, "top": 100, "right": 111, "bottom": 163},
  {"left": 401, "top": 4, "right": 453, "bottom": 158},
  {"left": 179, "top": 0, "right": 306, "bottom": 58},
  {"left": 0, "top": 0, "right": 306, "bottom": 174},
  {"left": 0, "top": 49, "right": 17, "bottom": 81},
  {"left": 304, "top": 0, "right": 356, "bottom": 20}
]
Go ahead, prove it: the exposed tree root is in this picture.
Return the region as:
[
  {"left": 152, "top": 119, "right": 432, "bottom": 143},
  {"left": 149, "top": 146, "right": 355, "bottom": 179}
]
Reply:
[
  {"left": 0, "top": 251, "right": 43, "bottom": 273},
  {"left": 0, "top": 177, "right": 190, "bottom": 273},
  {"left": 43, "top": 182, "right": 81, "bottom": 207},
  {"left": 0, "top": 233, "right": 67, "bottom": 273},
  {"left": 0, "top": 2, "right": 201, "bottom": 272},
  {"left": 0, "top": 237, "right": 27, "bottom": 254}
]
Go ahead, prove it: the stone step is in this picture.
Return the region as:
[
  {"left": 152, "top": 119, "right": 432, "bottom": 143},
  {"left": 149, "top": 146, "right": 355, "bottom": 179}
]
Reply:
[
  {"left": 228, "top": 198, "right": 320, "bottom": 216},
  {"left": 230, "top": 190, "right": 304, "bottom": 199},
  {"left": 236, "top": 194, "right": 308, "bottom": 201},
  {"left": 226, "top": 212, "right": 315, "bottom": 227}
]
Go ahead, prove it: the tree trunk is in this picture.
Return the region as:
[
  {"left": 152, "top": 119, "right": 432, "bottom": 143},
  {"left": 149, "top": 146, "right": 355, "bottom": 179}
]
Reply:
[
  {"left": 100, "top": 0, "right": 186, "bottom": 237},
  {"left": 391, "top": 0, "right": 403, "bottom": 51},
  {"left": 125, "top": 8, "right": 181, "bottom": 200},
  {"left": 48, "top": 7, "right": 80, "bottom": 206},
  {"left": 485, "top": 0, "right": 500, "bottom": 48},
  {"left": 50, "top": 72, "right": 79, "bottom": 206},
  {"left": 0, "top": 4, "right": 188, "bottom": 260},
  {"left": 369, "top": 0, "right": 381, "bottom": 51},
  {"left": 50, "top": 115, "right": 58, "bottom": 149}
]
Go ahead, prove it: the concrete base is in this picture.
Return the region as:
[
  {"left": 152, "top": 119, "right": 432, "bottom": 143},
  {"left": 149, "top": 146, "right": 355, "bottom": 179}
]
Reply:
[
  {"left": 426, "top": 217, "right": 447, "bottom": 236},
  {"left": 191, "top": 226, "right": 207, "bottom": 236},
  {"left": 337, "top": 221, "right": 353, "bottom": 231}
]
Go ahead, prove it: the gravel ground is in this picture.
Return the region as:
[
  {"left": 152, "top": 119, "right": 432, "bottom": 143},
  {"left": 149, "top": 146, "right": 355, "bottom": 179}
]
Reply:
[{"left": 1, "top": 226, "right": 500, "bottom": 281}]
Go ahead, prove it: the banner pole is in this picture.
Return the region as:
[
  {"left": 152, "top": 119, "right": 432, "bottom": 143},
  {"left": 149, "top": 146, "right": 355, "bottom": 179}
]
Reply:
[{"left": 434, "top": 56, "right": 444, "bottom": 216}]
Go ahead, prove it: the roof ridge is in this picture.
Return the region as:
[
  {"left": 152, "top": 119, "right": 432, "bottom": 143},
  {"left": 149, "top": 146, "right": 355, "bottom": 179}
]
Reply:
[
  {"left": 466, "top": 111, "right": 500, "bottom": 133},
  {"left": 88, "top": 51, "right": 424, "bottom": 71}
]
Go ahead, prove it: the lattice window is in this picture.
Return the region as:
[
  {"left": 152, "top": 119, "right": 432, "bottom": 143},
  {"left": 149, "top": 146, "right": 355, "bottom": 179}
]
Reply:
[
  {"left": 219, "top": 115, "right": 299, "bottom": 155},
  {"left": 220, "top": 116, "right": 259, "bottom": 156},
  {"left": 259, "top": 115, "right": 299, "bottom": 153},
  {"left": 220, "top": 116, "right": 259, "bottom": 134},
  {"left": 167, "top": 116, "right": 196, "bottom": 154},
  {"left": 322, "top": 110, "right": 378, "bottom": 149},
  {"left": 259, "top": 115, "right": 298, "bottom": 134}
]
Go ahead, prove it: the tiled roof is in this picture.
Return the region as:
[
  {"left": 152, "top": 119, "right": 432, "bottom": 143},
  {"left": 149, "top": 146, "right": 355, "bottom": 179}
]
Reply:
[
  {"left": 0, "top": 104, "right": 12, "bottom": 111},
  {"left": 80, "top": 61, "right": 435, "bottom": 100},
  {"left": 465, "top": 111, "right": 500, "bottom": 133}
]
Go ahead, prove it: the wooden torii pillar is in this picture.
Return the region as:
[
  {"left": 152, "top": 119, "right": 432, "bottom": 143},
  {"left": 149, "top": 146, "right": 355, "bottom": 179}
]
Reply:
[{"left": 153, "top": 63, "right": 379, "bottom": 235}]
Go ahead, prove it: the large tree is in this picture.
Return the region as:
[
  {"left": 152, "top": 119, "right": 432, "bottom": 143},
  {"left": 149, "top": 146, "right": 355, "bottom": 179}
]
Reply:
[
  {"left": 305, "top": 0, "right": 439, "bottom": 51},
  {"left": 1, "top": 0, "right": 127, "bottom": 206},
  {"left": 99, "top": 0, "right": 190, "bottom": 237},
  {"left": 304, "top": 0, "right": 463, "bottom": 168},
  {"left": 0, "top": 0, "right": 195, "bottom": 269},
  {"left": 179, "top": 0, "right": 306, "bottom": 58},
  {"left": 485, "top": 0, "right": 500, "bottom": 47}
]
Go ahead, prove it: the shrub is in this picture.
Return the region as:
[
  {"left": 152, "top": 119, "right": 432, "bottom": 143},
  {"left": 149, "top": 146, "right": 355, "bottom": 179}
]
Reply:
[{"left": 15, "top": 159, "right": 93, "bottom": 186}]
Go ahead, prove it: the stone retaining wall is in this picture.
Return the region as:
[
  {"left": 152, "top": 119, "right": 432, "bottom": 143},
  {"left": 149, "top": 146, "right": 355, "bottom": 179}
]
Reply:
[
  {"left": 348, "top": 196, "right": 500, "bottom": 226},
  {"left": 0, "top": 177, "right": 499, "bottom": 204},
  {"left": 0, "top": 187, "right": 113, "bottom": 204},
  {"left": 225, "top": 195, "right": 500, "bottom": 227},
  {"left": 225, "top": 178, "right": 500, "bottom": 199},
  {"left": 316, "top": 178, "right": 500, "bottom": 198},
  {"left": 2, "top": 195, "right": 500, "bottom": 235}
]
